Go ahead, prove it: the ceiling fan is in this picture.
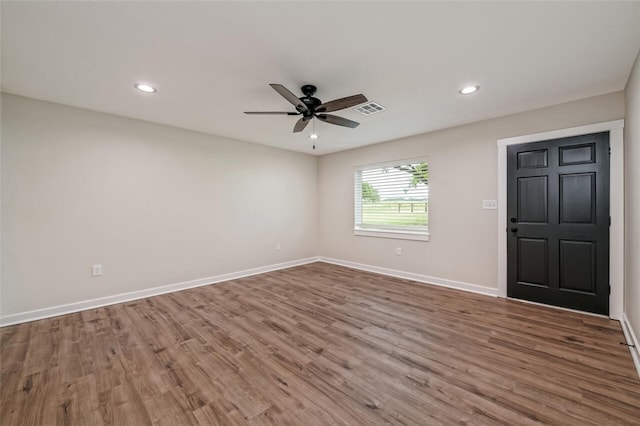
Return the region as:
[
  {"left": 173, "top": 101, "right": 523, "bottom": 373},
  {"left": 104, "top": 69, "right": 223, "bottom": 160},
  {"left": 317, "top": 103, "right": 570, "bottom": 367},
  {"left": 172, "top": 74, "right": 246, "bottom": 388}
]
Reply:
[{"left": 245, "top": 84, "right": 368, "bottom": 133}]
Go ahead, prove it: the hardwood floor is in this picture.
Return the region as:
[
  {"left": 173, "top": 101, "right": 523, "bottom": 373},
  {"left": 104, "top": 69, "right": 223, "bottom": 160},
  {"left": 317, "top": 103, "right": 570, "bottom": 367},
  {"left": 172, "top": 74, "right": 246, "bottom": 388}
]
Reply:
[{"left": 1, "top": 262, "right": 639, "bottom": 425}]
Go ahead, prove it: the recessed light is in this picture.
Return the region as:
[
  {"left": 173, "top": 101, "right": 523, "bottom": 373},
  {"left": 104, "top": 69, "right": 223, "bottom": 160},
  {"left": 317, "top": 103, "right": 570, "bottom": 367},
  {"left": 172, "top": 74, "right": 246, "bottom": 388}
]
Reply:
[
  {"left": 309, "top": 133, "right": 318, "bottom": 140},
  {"left": 459, "top": 85, "right": 479, "bottom": 95},
  {"left": 135, "top": 83, "right": 156, "bottom": 93}
]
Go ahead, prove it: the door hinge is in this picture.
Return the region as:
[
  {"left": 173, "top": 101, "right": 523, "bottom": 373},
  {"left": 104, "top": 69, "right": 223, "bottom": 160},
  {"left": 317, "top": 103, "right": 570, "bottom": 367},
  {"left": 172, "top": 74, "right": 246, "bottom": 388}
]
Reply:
[{"left": 608, "top": 146, "right": 611, "bottom": 157}]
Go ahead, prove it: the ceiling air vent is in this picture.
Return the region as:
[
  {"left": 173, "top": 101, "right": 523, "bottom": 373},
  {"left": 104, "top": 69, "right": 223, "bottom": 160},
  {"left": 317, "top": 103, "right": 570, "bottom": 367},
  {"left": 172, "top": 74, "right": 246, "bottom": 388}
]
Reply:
[{"left": 354, "top": 101, "right": 386, "bottom": 116}]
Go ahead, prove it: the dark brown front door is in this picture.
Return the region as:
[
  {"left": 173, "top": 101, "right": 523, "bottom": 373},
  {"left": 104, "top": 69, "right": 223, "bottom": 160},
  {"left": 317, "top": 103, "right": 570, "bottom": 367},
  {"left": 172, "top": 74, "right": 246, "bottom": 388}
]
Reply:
[{"left": 507, "top": 132, "right": 610, "bottom": 315}]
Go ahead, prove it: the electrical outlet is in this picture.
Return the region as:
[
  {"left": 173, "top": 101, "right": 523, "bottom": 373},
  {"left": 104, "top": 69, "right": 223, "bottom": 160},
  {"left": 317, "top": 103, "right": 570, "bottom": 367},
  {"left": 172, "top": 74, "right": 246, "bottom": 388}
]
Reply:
[
  {"left": 276, "top": 243, "right": 282, "bottom": 251},
  {"left": 396, "top": 247, "right": 402, "bottom": 256},
  {"left": 92, "top": 264, "right": 102, "bottom": 277},
  {"left": 482, "top": 200, "right": 498, "bottom": 209}
]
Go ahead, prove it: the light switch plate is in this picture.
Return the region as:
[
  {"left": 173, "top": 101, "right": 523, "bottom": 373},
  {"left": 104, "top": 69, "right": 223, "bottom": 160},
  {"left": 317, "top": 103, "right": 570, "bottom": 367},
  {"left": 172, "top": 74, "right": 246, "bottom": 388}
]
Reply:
[{"left": 482, "top": 200, "right": 498, "bottom": 209}]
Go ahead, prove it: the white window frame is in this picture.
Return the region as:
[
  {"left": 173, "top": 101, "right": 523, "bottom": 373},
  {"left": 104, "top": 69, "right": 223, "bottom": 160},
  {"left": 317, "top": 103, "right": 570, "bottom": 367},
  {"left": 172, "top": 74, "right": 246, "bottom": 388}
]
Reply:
[{"left": 354, "top": 157, "right": 430, "bottom": 241}]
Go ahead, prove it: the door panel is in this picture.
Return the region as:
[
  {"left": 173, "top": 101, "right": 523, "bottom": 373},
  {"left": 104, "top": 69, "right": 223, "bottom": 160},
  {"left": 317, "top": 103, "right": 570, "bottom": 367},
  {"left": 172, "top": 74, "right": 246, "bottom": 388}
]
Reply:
[
  {"left": 517, "top": 176, "right": 548, "bottom": 223},
  {"left": 559, "top": 173, "right": 595, "bottom": 224},
  {"left": 518, "top": 238, "right": 548, "bottom": 286},
  {"left": 507, "top": 132, "right": 609, "bottom": 315},
  {"left": 559, "top": 240, "right": 595, "bottom": 293},
  {"left": 518, "top": 149, "right": 548, "bottom": 168},
  {"left": 559, "top": 143, "right": 595, "bottom": 165}
]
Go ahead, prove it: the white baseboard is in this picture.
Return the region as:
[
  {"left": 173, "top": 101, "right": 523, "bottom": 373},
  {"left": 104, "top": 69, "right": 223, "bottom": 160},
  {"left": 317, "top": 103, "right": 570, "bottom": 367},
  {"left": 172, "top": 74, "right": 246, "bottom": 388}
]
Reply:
[
  {"left": 621, "top": 313, "right": 640, "bottom": 379},
  {"left": 317, "top": 257, "right": 498, "bottom": 297},
  {"left": 0, "top": 257, "right": 320, "bottom": 327}
]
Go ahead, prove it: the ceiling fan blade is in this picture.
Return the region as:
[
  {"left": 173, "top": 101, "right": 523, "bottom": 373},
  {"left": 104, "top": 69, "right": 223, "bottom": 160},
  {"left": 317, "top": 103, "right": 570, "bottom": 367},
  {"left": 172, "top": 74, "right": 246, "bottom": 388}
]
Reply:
[
  {"left": 270, "top": 84, "right": 308, "bottom": 112},
  {"left": 293, "top": 117, "right": 310, "bottom": 133},
  {"left": 316, "top": 114, "right": 360, "bottom": 128},
  {"left": 315, "top": 94, "right": 367, "bottom": 113},
  {"left": 244, "top": 111, "right": 300, "bottom": 115}
]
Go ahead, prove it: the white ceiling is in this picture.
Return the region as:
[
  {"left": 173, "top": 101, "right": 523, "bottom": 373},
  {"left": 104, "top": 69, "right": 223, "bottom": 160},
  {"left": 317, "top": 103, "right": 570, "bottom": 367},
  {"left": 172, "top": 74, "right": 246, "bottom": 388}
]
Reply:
[{"left": 2, "top": 2, "right": 639, "bottom": 155}]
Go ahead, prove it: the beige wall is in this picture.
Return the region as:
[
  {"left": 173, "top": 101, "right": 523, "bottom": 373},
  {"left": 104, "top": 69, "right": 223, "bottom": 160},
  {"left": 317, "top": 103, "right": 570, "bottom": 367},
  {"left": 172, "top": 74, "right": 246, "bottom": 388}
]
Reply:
[
  {"left": 1, "top": 94, "right": 317, "bottom": 316},
  {"left": 318, "top": 92, "right": 625, "bottom": 290},
  {"left": 0, "top": 89, "right": 630, "bottom": 319},
  {"left": 625, "top": 50, "right": 640, "bottom": 335}
]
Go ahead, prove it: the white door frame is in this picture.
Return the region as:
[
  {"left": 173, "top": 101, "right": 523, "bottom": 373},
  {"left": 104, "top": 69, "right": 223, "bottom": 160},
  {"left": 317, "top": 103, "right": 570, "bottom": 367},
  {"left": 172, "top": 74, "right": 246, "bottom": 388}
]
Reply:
[{"left": 497, "top": 120, "right": 624, "bottom": 320}]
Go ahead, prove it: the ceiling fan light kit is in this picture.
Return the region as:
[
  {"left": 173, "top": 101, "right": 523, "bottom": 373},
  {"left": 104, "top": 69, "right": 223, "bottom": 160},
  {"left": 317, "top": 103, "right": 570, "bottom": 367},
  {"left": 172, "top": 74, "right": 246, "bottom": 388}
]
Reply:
[{"left": 245, "top": 83, "right": 368, "bottom": 134}]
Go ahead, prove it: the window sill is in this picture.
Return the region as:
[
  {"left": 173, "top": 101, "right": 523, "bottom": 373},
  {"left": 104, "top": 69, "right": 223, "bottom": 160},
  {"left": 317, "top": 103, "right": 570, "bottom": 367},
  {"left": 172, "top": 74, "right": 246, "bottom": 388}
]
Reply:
[{"left": 353, "top": 228, "right": 430, "bottom": 241}]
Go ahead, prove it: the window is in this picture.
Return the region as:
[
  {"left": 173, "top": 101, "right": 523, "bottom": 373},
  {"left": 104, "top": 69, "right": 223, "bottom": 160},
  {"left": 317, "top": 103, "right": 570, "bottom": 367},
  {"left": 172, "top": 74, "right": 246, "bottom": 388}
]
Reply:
[{"left": 354, "top": 158, "right": 429, "bottom": 241}]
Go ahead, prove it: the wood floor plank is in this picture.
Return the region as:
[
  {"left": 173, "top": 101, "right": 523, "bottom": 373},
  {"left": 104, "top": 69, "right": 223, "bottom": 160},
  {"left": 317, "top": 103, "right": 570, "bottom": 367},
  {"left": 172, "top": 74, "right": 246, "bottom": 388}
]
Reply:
[{"left": 1, "top": 262, "right": 639, "bottom": 425}]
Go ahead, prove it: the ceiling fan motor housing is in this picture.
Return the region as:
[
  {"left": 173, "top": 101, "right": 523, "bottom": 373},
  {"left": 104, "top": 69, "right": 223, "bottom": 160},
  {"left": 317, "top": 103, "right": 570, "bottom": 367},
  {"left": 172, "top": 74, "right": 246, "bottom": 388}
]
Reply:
[
  {"left": 300, "top": 97, "right": 321, "bottom": 116},
  {"left": 299, "top": 85, "right": 321, "bottom": 116}
]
